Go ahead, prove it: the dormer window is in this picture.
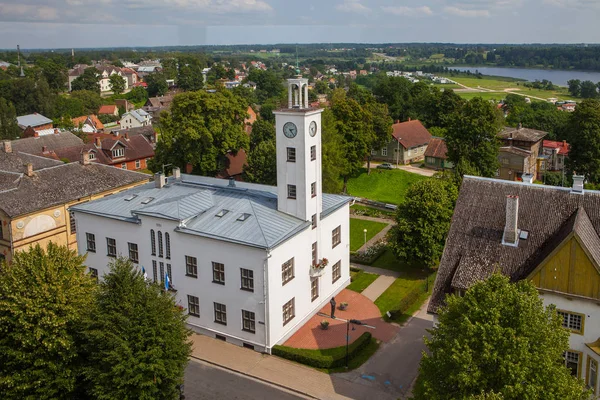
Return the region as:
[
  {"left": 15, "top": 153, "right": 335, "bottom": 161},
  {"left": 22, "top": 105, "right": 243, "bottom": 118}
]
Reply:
[
  {"left": 88, "top": 152, "right": 95, "bottom": 160},
  {"left": 112, "top": 148, "right": 125, "bottom": 158}
]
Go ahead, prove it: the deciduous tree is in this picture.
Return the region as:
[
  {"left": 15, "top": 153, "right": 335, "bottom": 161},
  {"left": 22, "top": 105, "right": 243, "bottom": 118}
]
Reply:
[
  {"left": 565, "top": 99, "right": 600, "bottom": 183},
  {"left": 82, "top": 258, "right": 191, "bottom": 400},
  {"left": 414, "top": 274, "right": 590, "bottom": 400},
  {"left": 580, "top": 80, "right": 598, "bottom": 99},
  {"left": 0, "top": 98, "right": 20, "bottom": 140},
  {"left": 0, "top": 243, "right": 95, "bottom": 400},
  {"left": 108, "top": 73, "right": 126, "bottom": 95},
  {"left": 71, "top": 67, "right": 100, "bottom": 93},
  {"left": 145, "top": 72, "right": 168, "bottom": 97}
]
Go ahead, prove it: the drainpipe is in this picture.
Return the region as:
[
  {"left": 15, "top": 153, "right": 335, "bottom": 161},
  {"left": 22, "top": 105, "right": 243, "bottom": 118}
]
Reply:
[{"left": 263, "top": 250, "right": 272, "bottom": 353}]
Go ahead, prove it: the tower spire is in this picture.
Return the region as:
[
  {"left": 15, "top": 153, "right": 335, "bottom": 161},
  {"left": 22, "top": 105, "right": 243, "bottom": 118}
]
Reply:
[{"left": 295, "top": 46, "right": 300, "bottom": 76}]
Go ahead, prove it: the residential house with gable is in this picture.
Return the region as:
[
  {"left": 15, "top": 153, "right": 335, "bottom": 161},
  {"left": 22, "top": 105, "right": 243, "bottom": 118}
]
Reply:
[
  {"left": 70, "top": 76, "right": 352, "bottom": 353},
  {"left": 497, "top": 125, "right": 547, "bottom": 181},
  {"left": 72, "top": 115, "right": 105, "bottom": 133},
  {"left": 0, "top": 141, "right": 149, "bottom": 263},
  {"left": 424, "top": 137, "right": 453, "bottom": 170},
  {"left": 430, "top": 176, "right": 600, "bottom": 394},
  {"left": 98, "top": 105, "right": 119, "bottom": 117},
  {"left": 17, "top": 113, "right": 53, "bottom": 133},
  {"left": 120, "top": 109, "right": 151, "bottom": 130},
  {"left": 542, "top": 139, "right": 570, "bottom": 172},
  {"left": 371, "top": 120, "right": 432, "bottom": 165}
]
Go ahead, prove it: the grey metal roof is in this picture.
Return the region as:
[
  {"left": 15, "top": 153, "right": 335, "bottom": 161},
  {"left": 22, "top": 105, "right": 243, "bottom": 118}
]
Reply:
[
  {"left": 125, "top": 109, "right": 150, "bottom": 123},
  {"left": 16, "top": 113, "right": 53, "bottom": 128},
  {"left": 71, "top": 175, "right": 351, "bottom": 250}
]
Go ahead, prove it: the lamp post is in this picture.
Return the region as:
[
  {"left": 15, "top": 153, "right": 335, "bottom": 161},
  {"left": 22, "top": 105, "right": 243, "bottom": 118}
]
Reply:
[
  {"left": 317, "top": 312, "right": 376, "bottom": 368},
  {"left": 363, "top": 228, "right": 367, "bottom": 246}
]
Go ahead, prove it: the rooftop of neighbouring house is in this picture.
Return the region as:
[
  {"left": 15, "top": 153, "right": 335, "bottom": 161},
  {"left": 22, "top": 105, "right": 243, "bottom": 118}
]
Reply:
[
  {"left": 98, "top": 105, "right": 118, "bottom": 114},
  {"left": 424, "top": 137, "right": 448, "bottom": 160},
  {"left": 70, "top": 174, "right": 351, "bottom": 250},
  {"left": 16, "top": 113, "right": 53, "bottom": 128},
  {"left": 0, "top": 149, "right": 150, "bottom": 218},
  {"left": 54, "top": 133, "right": 154, "bottom": 165},
  {"left": 499, "top": 126, "right": 547, "bottom": 143},
  {"left": 543, "top": 140, "right": 570, "bottom": 155},
  {"left": 429, "top": 176, "right": 600, "bottom": 315},
  {"left": 123, "top": 109, "right": 150, "bottom": 123},
  {"left": 391, "top": 120, "right": 432, "bottom": 149},
  {"left": 10, "top": 131, "right": 83, "bottom": 156}
]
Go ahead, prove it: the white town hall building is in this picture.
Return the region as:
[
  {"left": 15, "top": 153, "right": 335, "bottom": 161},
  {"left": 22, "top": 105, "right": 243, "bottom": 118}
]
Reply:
[{"left": 71, "top": 76, "right": 351, "bottom": 352}]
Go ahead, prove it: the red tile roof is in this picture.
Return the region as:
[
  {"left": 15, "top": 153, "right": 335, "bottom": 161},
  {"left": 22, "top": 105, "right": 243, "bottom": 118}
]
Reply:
[
  {"left": 72, "top": 115, "right": 105, "bottom": 130},
  {"left": 424, "top": 137, "right": 448, "bottom": 159},
  {"left": 392, "top": 120, "right": 432, "bottom": 149},
  {"left": 98, "top": 105, "right": 118, "bottom": 115},
  {"left": 543, "top": 140, "right": 570, "bottom": 155},
  {"left": 217, "top": 149, "right": 247, "bottom": 178},
  {"left": 54, "top": 134, "right": 154, "bottom": 166}
]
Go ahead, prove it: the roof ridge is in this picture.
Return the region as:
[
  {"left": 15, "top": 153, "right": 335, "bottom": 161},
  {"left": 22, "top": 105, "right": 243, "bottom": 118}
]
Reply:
[{"left": 248, "top": 199, "right": 269, "bottom": 248}]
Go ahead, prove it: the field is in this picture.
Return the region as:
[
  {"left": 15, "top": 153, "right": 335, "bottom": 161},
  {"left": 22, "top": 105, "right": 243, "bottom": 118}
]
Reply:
[
  {"left": 451, "top": 75, "right": 573, "bottom": 102},
  {"left": 349, "top": 218, "right": 388, "bottom": 251},
  {"left": 456, "top": 92, "right": 508, "bottom": 101},
  {"left": 346, "top": 168, "right": 427, "bottom": 205}
]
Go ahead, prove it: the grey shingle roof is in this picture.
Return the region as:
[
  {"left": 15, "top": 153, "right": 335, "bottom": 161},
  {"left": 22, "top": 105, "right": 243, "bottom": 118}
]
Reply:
[
  {"left": 429, "top": 176, "right": 600, "bottom": 314},
  {"left": 16, "top": 113, "right": 53, "bottom": 129},
  {"left": 10, "top": 131, "right": 84, "bottom": 155},
  {"left": 0, "top": 159, "right": 151, "bottom": 217},
  {"left": 0, "top": 151, "right": 63, "bottom": 175},
  {"left": 71, "top": 175, "right": 351, "bottom": 250},
  {"left": 499, "top": 126, "right": 547, "bottom": 143}
]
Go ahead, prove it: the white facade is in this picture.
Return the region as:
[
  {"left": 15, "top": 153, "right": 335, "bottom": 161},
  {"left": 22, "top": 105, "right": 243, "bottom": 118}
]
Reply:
[
  {"left": 71, "top": 77, "right": 350, "bottom": 352},
  {"left": 120, "top": 109, "right": 151, "bottom": 130}
]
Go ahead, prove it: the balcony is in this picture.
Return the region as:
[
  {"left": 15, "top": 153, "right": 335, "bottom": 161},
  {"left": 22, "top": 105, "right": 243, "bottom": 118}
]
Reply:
[{"left": 309, "top": 258, "right": 329, "bottom": 278}]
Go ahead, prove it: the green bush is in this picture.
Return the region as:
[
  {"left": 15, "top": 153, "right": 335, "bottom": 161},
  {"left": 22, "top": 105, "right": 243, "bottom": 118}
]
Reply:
[{"left": 272, "top": 332, "right": 372, "bottom": 369}]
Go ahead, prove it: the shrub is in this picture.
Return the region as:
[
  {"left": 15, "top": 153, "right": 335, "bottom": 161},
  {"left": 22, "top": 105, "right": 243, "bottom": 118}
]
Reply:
[
  {"left": 350, "top": 240, "right": 387, "bottom": 265},
  {"left": 272, "top": 332, "right": 372, "bottom": 369}
]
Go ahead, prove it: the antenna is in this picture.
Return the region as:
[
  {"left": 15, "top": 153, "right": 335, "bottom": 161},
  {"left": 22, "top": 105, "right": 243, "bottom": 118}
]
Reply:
[{"left": 295, "top": 46, "right": 300, "bottom": 76}]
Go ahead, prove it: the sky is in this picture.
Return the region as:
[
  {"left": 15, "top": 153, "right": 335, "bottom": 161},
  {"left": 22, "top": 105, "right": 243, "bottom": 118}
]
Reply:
[{"left": 0, "top": 0, "right": 598, "bottom": 49}]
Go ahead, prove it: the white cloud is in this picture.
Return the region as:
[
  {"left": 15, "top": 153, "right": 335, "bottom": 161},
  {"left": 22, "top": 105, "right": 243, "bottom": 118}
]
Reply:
[
  {"left": 381, "top": 6, "right": 433, "bottom": 17},
  {"left": 543, "top": 0, "right": 599, "bottom": 7},
  {"left": 0, "top": 3, "right": 58, "bottom": 21},
  {"left": 443, "top": 6, "right": 490, "bottom": 17},
  {"left": 336, "top": 0, "right": 371, "bottom": 13}
]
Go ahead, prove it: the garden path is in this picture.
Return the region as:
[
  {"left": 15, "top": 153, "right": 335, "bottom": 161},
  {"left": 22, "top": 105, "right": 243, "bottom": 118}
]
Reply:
[
  {"left": 351, "top": 263, "right": 401, "bottom": 302},
  {"left": 351, "top": 214, "right": 395, "bottom": 254}
]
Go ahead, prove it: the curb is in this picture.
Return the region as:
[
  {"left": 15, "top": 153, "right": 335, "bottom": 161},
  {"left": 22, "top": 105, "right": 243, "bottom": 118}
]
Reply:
[{"left": 189, "top": 354, "right": 319, "bottom": 399}]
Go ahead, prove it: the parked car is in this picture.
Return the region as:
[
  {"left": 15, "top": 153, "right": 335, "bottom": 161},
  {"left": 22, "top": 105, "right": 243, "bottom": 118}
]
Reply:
[{"left": 377, "top": 163, "right": 394, "bottom": 170}]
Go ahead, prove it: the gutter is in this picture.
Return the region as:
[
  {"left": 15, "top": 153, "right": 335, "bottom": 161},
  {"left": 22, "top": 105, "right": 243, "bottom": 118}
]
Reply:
[{"left": 263, "top": 250, "right": 272, "bottom": 353}]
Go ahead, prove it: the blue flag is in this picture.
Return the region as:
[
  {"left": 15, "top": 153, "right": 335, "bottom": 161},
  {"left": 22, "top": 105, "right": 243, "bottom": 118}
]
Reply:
[
  {"left": 141, "top": 266, "right": 148, "bottom": 281},
  {"left": 165, "top": 273, "right": 170, "bottom": 291}
]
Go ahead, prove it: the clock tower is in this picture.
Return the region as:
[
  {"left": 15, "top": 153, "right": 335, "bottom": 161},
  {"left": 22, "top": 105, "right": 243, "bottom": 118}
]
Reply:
[{"left": 273, "top": 76, "right": 323, "bottom": 223}]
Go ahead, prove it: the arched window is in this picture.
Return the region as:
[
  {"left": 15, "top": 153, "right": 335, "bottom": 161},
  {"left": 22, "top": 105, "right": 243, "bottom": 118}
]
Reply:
[
  {"left": 165, "top": 233, "right": 171, "bottom": 260},
  {"left": 158, "top": 231, "right": 163, "bottom": 258},
  {"left": 150, "top": 229, "right": 156, "bottom": 255}
]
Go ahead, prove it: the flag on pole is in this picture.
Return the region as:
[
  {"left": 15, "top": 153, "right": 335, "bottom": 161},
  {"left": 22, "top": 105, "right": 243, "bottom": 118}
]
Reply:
[
  {"left": 141, "top": 266, "right": 148, "bottom": 281},
  {"left": 165, "top": 273, "right": 170, "bottom": 291}
]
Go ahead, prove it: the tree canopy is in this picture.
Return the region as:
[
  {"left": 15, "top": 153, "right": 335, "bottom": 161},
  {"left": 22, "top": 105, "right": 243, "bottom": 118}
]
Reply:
[
  {"left": 71, "top": 68, "right": 100, "bottom": 93},
  {"left": 0, "top": 243, "right": 96, "bottom": 400},
  {"left": 565, "top": 99, "right": 600, "bottom": 183},
  {"left": 0, "top": 98, "right": 20, "bottom": 140},
  {"left": 150, "top": 90, "right": 249, "bottom": 176},
  {"left": 145, "top": 72, "right": 168, "bottom": 97},
  {"left": 244, "top": 119, "right": 277, "bottom": 185},
  {"left": 109, "top": 74, "right": 126, "bottom": 95},
  {"left": 414, "top": 274, "right": 590, "bottom": 400}
]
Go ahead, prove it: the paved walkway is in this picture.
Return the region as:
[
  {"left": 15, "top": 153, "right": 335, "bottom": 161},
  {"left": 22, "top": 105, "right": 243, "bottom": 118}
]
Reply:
[
  {"left": 351, "top": 262, "right": 402, "bottom": 302},
  {"left": 190, "top": 333, "right": 397, "bottom": 400},
  {"left": 283, "top": 289, "right": 399, "bottom": 349}
]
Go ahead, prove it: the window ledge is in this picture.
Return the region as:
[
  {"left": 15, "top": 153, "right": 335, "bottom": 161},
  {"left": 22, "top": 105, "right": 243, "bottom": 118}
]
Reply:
[
  {"left": 186, "top": 274, "right": 198, "bottom": 279},
  {"left": 212, "top": 281, "right": 225, "bottom": 285},
  {"left": 214, "top": 320, "right": 227, "bottom": 326},
  {"left": 241, "top": 287, "right": 254, "bottom": 292}
]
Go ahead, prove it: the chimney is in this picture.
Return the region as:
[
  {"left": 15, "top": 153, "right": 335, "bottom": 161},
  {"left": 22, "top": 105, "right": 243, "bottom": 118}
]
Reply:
[
  {"left": 517, "top": 122, "right": 522, "bottom": 130},
  {"left": 25, "top": 163, "right": 33, "bottom": 177},
  {"left": 563, "top": 140, "right": 567, "bottom": 148},
  {"left": 154, "top": 172, "right": 166, "bottom": 189},
  {"left": 54, "top": 128, "right": 59, "bottom": 135},
  {"left": 3, "top": 141, "right": 11, "bottom": 153},
  {"left": 94, "top": 137, "right": 101, "bottom": 148},
  {"left": 521, "top": 173, "right": 534, "bottom": 184},
  {"left": 572, "top": 175, "right": 584, "bottom": 194},
  {"left": 172, "top": 167, "right": 181, "bottom": 180},
  {"left": 503, "top": 195, "right": 519, "bottom": 246},
  {"left": 408, "top": 117, "right": 411, "bottom": 122},
  {"left": 228, "top": 177, "right": 236, "bottom": 188},
  {"left": 81, "top": 152, "right": 91, "bottom": 165},
  {"left": 42, "top": 145, "right": 47, "bottom": 153},
  {"left": 124, "top": 132, "right": 129, "bottom": 140}
]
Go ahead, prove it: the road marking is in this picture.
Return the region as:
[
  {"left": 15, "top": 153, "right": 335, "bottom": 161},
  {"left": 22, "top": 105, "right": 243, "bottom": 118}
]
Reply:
[{"left": 361, "top": 375, "right": 376, "bottom": 381}]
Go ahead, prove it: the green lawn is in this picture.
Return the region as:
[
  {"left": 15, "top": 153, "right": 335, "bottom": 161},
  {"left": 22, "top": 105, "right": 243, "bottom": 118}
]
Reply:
[
  {"left": 349, "top": 218, "right": 388, "bottom": 252},
  {"left": 452, "top": 76, "right": 524, "bottom": 90},
  {"left": 374, "top": 272, "right": 436, "bottom": 323},
  {"left": 456, "top": 91, "right": 506, "bottom": 101},
  {"left": 347, "top": 168, "right": 427, "bottom": 205},
  {"left": 350, "top": 204, "right": 395, "bottom": 219},
  {"left": 347, "top": 270, "right": 379, "bottom": 293}
]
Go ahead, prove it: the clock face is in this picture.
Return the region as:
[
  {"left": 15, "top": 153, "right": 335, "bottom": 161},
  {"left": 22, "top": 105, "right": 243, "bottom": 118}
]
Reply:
[
  {"left": 283, "top": 122, "right": 298, "bottom": 138},
  {"left": 309, "top": 121, "right": 317, "bottom": 137}
]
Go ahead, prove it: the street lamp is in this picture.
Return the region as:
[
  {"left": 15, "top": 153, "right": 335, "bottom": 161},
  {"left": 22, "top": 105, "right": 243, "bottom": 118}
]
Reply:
[{"left": 363, "top": 228, "right": 367, "bottom": 246}]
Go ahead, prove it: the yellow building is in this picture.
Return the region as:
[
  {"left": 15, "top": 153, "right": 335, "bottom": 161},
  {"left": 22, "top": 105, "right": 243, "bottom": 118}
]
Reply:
[{"left": 0, "top": 142, "right": 150, "bottom": 262}]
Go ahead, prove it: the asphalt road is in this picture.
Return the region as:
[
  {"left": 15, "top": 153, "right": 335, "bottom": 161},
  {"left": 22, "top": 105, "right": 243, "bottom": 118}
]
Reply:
[{"left": 184, "top": 359, "right": 307, "bottom": 400}]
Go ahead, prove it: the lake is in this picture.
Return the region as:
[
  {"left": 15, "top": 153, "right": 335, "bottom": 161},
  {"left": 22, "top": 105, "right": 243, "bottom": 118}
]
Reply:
[{"left": 449, "top": 66, "right": 600, "bottom": 87}]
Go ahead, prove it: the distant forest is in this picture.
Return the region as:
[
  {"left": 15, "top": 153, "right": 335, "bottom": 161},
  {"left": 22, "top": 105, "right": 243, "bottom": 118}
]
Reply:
[{"left": 1, "top": 43, "right": 600, "bottom": 71}]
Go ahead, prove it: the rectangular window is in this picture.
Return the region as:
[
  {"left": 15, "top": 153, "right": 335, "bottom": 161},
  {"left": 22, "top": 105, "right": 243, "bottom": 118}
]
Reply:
[
  {"left": 241, "top": 268, "right": 254, "bottom": 292},
  {"left": 287, "top": 147, "right": 296, "bottom": 162},
  {"left": 89, "top": 267, "right": 98, "bottom": 282},
  {"left": 332, "top": 260, "right": 341, "bottom": 283},
  {"left": 128, "top": 242, "right": 139, "bottom": 263},
  {"left": 282, "top": 258, "right": 295, "bottom": 285},
  {"left": 188, "top": 295, "right": 200, "bottom": 317},
  {"left": 311, "top": 278, "right": 319, "bottom": 301},
  {"left": 112, "top": 148, "right": 125, "bottom": 158},
  {"left": 106, "top": 237, "right": 117, "bottom": 257},
  {"left": 159, "top": 262, "right": 164, "bottom": 283},
  {"left": 242, "top": 310, "right": 256, "bottom": 333},
  {"left": 287, "top": 184, "right": 296, "bottom": 199},
  {"left": 588, "top": 357, "right": 598, "bottom": 394},
  {"left": 69, "top": 211, "right": 76, "bottom": 234},
  {"left": 311, "top": 145, "right": 316, "bottom": 161},
  {"left": 214, "top": 302, "right": 227, "bottom": 325},
  {"left": 121, "top": 163, "right": 127, "bottom": 169},
  {"left": 86, "top": 233, "right": 96, "bottom": 252},
  {"left": 186, "top": 256, "right": 198, "bottom": 278},
  {"left": 332, "top": 226, "right": 341, "bottom": 248},
  {"left": 212, "top": 262, "right": 225, "bottom": 285},
  {"left": 371, "top": 149, "right": 377, "bottom": 155},
  {"left": 167, "top": 264, "right": 172, "bottom": 284},
  {"left": 311, "top": 182, "right": 316, "bottom": 198},
  {"left": 564, "top": 351, "right": 581, "bottom": 378},
  {"left": 558, "top": 310, "right": 584, "bottom": 334},
  {"left": 382, "top": 147, "right": 388, "bottom": 156},
  {"left": 282, "top": 298, "right": 295, "bottom": 326},
  {"left": 312, "top": 242, "right": 317, "bottom": 266},
  {"left": 311, "top": 214, "right": 317, "bottom": 229},
  {"left": 135, "top": 159, "right": 141, "bottom": 169},
  {"left": 152, "top": 260, "right": 157, "bottom": 282}
]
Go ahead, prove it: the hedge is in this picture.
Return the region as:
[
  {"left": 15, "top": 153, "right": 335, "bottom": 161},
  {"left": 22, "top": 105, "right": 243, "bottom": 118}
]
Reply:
[{"left": 272, "top": 332, "right": 372, "bottom": 369}]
